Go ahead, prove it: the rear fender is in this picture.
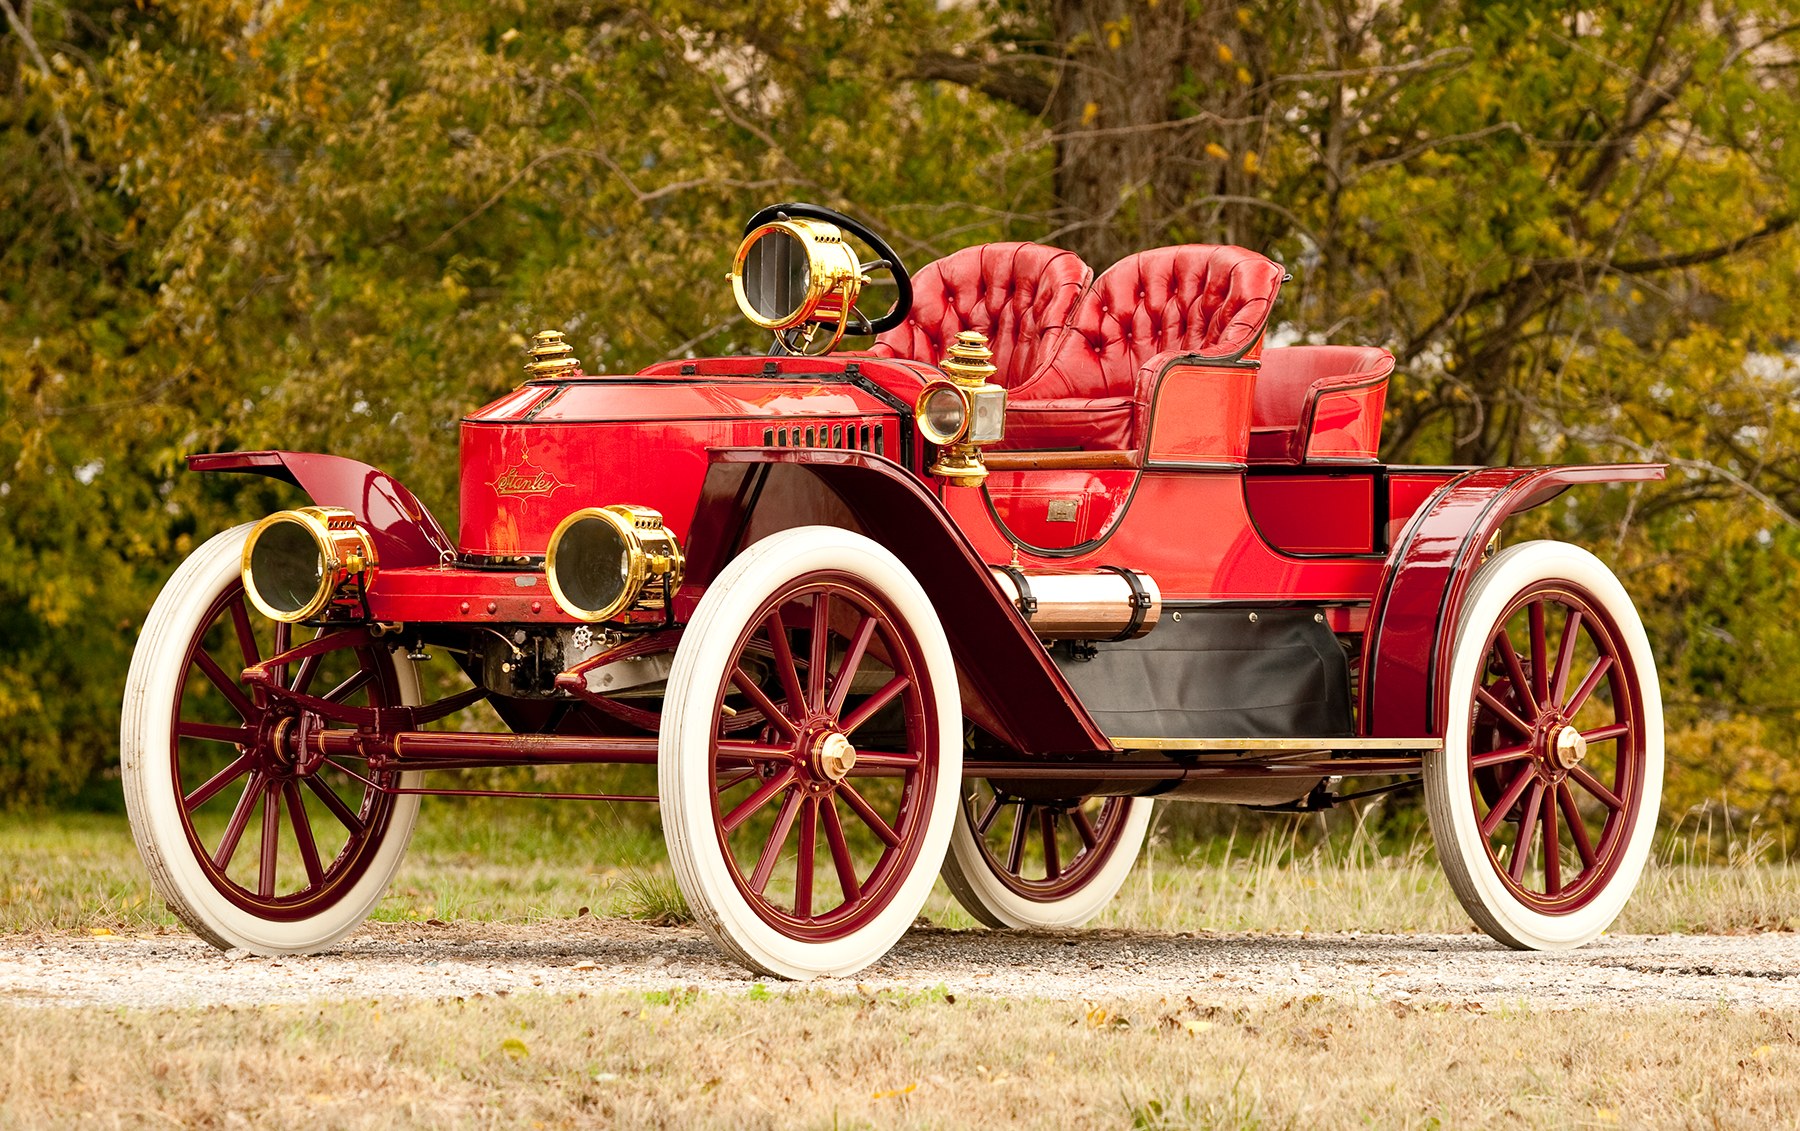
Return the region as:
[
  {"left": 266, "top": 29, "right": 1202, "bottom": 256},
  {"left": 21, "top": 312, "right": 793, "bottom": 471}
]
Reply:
[
  {"left": 186, "top": 450, "right": 454, "bottom": 569},
  {"left": 680, "top": 447, "right": 1111, "bottom": 757},
  {"left": 1360, "top": 463, "right": 1665, "bottom": 737}
]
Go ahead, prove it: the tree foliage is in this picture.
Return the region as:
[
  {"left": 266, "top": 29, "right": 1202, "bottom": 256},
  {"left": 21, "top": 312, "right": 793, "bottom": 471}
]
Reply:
[{"left": 3, "top": 0, "right": 1799, "bottom": 834}]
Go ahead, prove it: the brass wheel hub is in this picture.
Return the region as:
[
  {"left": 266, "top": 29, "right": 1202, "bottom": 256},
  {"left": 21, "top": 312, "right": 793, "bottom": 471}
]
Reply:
[
  {"left": 1550, "top": 723, "right": 1588, "bottom": 770},
  {"left": 812, "top": 731, "right": 857, "bottom": 783}
]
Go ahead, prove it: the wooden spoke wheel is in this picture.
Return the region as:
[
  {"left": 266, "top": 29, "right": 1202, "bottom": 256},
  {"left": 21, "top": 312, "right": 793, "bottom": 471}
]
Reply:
[
  {"left": 121, "top": 525, "right": 421, "bottom": 953},
  {"left": 1426, "top": 540, "right": 1663, "bottom": 950},
  {"left": 660, "top": 527, "right": 960, "bottom": 979},
  {"left": 941, "top": 784, "right": 1153, "bottom": 929}
]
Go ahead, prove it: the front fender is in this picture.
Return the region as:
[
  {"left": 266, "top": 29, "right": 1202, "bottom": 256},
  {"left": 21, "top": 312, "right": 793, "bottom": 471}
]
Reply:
[
  {"left": 1360, "top": 463, "right": 1665, "bottom": 737},
  {"left": 679, "top": 447, "right": 1111, "bottom": 757},
  {"left": 187, "top": 450, "right": 454, "bottom": 569}
]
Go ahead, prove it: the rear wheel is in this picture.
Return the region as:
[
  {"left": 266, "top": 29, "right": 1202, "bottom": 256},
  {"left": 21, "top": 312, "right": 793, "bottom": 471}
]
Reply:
[
  {"left": 1426, "top": 540, "right": 1662, "bottom": 950},
  {"left": 121, "top": 525, "right": 422, "bottom": 953},
  {"left": 659, "top": 527, "right": 961, "bottom": 979},
  {"left": 941, "top": 785, "right": 1153, "bottom": 928}
]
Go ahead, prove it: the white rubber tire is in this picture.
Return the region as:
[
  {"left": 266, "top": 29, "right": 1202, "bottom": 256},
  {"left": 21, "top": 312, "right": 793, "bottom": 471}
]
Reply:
[
  {"left": 120, "top": 524, "right": 422, "bottom": 954},
  {"left": 1426, "top": 540, "right": 1663, "bottom": 950},
  {"left": 659, "top": 526, "right": 962, "bottom": 980},
  {"left": 941, "top": 797, "right": 1154, "bottom": 929}
]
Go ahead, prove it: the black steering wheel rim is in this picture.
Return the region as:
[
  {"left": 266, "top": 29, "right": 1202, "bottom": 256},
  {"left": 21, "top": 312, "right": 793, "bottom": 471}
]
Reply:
[{"left": 743, "top": 202, "right": 912, "bottom": 336}]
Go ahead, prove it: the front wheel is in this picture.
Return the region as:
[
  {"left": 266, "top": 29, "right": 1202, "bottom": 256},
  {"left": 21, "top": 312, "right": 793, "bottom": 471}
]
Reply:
[
  {"left": 120, "top": 525, "right": 422, "bottom": 954},
  {"left": 1426, "top": 540, "right": 1663, "bottom": 950},
  {"left": 659, "top": 527, "right": 962, "bottom": 979}
]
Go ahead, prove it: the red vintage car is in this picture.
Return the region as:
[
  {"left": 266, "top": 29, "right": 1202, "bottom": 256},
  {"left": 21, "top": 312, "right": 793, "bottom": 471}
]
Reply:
[{"left": 121, "top": 204, "right": 1665, "bottom": 979}]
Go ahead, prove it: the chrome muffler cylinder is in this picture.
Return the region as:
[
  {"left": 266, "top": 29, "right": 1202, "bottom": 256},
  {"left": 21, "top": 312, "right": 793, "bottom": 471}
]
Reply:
[{"left": 989, "top": 566, "right": 1161, "bottom": 640}]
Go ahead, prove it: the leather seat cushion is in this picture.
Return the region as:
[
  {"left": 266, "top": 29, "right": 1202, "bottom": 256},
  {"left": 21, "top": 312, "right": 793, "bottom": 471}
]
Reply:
[
  {"left": 1248, "top": 345, "right": 1395, "bottom": 464},
  {"left": 872, "top": 242, "right": 1092, "bottom": 389}
]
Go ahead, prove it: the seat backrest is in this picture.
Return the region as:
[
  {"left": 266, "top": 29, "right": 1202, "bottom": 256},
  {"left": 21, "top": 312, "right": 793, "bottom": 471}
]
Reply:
[
  {"left": 1020, "top": 245, "right": 1285, "bottom": 403},
  {"left": 871, "top": 242, "right": 1092, "bottom": 389},
  {"left": 1249, "top": 345, "right": 1395, "bottom": 464}
]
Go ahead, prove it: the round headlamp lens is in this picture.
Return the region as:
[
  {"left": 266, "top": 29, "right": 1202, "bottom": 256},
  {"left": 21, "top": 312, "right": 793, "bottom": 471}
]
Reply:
[
  {"left": 919, "top": 386, "right": 968, "bottom": 445},
  {"left": 248, "top": 518, "right": 326, "bottom": 620},
  {"left": 555, "top": 514, "right": 634, "bottom": 619}
]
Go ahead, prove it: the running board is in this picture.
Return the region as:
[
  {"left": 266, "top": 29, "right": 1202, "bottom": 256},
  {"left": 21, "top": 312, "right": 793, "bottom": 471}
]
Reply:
[{"left": 1108, "top": 736, "right": 1442, "bottom": 754}]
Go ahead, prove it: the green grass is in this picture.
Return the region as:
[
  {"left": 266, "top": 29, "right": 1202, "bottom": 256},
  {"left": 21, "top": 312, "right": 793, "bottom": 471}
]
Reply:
[{"left": 3, "top": 802, "right": 1797, "bottom": 938}]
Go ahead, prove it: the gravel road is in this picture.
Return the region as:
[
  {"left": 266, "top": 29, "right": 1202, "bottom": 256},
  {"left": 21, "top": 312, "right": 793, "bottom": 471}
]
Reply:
[{"left": 4, "top": 921, "right": 1798, "bottom": 1010}]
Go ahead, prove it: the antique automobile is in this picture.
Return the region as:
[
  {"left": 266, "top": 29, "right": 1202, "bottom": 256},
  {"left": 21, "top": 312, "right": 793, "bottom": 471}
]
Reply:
[{"left": 121, "top": 203, "right": 1665, "bottom": 979}]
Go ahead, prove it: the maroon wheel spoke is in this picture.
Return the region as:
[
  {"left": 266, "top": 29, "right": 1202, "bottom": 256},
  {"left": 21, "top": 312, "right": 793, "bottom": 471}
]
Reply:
[
  {"left": 1551, "top": 608, "right": 1583, "bottom": 706},
  {"left": 749, "top": 790, "right": 805, "bottom": 895},
  {"left": 1558, "top": 782, "right": 1598, "bottom": 870},
  {"left": 1581, "top": 722, "right": 1629, "bottom": 745},
  {"left": 229, "top": 597, "right": 261, "bottom": 668},
  {"left": 257, "top": 780, "right": 281, "bottom": 899},
  {"left": 1474, "top": 685, "right": 1534, "bottom": 739},
  {"left": 1480, "top": 765, "right": 1538, "bottom": 838},
  {"left": 838, "top": 781, "right": 901, "bottom": 847},
  {"left": 794, "top": 797, "right": 818, "bottom": 919},
  {"left": 183, "top": 752, "right": 254, "bottom": 812},
  {"left": 1508, "top": 781, "right": 1545, "bottom": 884},
  {"left": 1471, "top": 741, "right": 1533, "bottom": 770},
  {"left": 1528, "top": 600, "right": 1549, "bottom": 708},
  {"left": 821, "top": 798, "right": 861, "bottom": 902},
  {"left": 731, "top": 667, "right": 799, "bottom": 737},
  {"left": 321, "top": 668, "right": 373, "bottom": 705},
  {"left": 1071, "top": 807, "right": 1099, "bottom": 850},
  {"left": 1563, "top": 654, "right": 1615, "bottom": 716},
  {"left": 290, "top": 651, "right": 323, "bottom": 696},
  {"left": 283, "top": 781, "right": 324, "bottom": 888},
  {"left": 1039, "top": 809, "right": 1062, "bottom": 881},
  {"left": 826, "top": 614, "right": 877, "bottom": 718},
  {"left": 305, "top": 774, "right": 367, "bottom": 835},
  {"left": 722, "top": 767, "right": 798, "bottom": 833},
  {"left": 806, "top": 593, "right": 832, "bottom": 709},
  {"left": 1542, "top": 790, "right": 1562, "bottom": 895},
  {"left": 839, "top": 674, "right": 910, "bottom": 737},
  {"left": 213, "top": 772, "right": 265, "bottom": 869},
  {"left": 974, "top": 792, "right": 1004, "bottom": 835},
  {"left": 1493, "top": 631, "right": 1538, "bottom": 718},
  {"left": 192, "top": 650, "right": 257, "bottom": 721},
  {"left": 763, "top": 612, "right": 808, "bottom": 722},
  {"left": 717, "top": 767, "right": 762, "bottom": 792},
  {"left": 177, "top": 721, "right": 257, "bottom": 746},
  {"left": 1005, "top": 803, "right": 1030, "bottom": 874},
  {"left": 1568, "top": 764, "right": 1624, "bottom": 811}
]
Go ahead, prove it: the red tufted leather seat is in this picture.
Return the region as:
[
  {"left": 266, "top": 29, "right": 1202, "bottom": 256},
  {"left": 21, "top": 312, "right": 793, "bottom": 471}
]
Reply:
[
  {"left": 1249, "top": 345, "right": 1395, "bottom": 464},
  {"left": 871, "top": 242, "right": 1093, "bottom": 391},
  {"left": 1007, "top": 245, "right": 1286, "bottom": 450}
]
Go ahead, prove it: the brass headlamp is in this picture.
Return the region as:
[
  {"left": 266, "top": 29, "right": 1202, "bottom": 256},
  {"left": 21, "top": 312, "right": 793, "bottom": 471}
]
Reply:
[
  {"left": 919, "top": 331, "right": 1007, "bottom": 488},
  {"left": 241, "top": 506, "right": 378, "bottom": 623},
  {"left": 545, "top": 504, "right": 684, "bottom": 623},
  {"left": 730, "top": 218, "right": 869, "bottom": 354}
]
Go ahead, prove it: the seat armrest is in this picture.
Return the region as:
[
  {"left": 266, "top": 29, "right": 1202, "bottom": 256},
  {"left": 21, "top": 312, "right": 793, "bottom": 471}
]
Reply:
[
  {"left": 1300, "top": 370, "right": 1390, "bottom": 462},
  {"left": 1131, "top": 350, "right": 1258, "bottom": 466}
]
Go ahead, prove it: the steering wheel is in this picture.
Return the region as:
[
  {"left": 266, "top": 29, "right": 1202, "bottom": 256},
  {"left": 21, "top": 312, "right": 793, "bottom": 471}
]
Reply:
[{"left": 743, "top": 202, "right": 913, "bottom": 339}]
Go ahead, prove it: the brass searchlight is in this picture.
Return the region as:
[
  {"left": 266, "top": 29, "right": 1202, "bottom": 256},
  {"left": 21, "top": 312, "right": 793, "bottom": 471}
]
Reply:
[
  {"left": 241, "top": 506, "right": 379, "bottom": 623},
  {"left": 730, "top": 217, "right": 869, "bottom": 354},
  {"left": 545, "top": 504, "right": 684, "bottom": 623}
]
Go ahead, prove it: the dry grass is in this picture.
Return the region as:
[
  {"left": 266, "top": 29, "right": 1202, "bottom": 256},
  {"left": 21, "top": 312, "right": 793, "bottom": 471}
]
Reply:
[{"left": 2, "top": 987, "right": 1798, "bottom": 1128}]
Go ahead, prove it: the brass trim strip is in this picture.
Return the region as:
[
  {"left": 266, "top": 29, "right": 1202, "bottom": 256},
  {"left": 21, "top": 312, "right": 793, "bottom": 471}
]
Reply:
[{"left": 1108, "top": 736, "right": 1442, "bottom": 752}]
